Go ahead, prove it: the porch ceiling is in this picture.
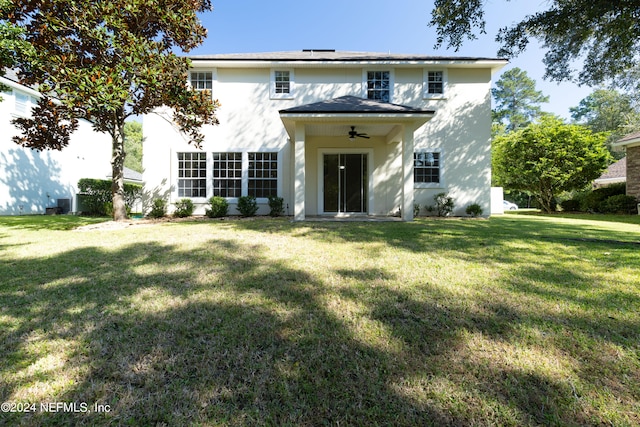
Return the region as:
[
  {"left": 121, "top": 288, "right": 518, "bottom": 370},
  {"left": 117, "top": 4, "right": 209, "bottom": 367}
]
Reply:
[{"left": 303, "top": 122, "right": 397, "bottom": 138}]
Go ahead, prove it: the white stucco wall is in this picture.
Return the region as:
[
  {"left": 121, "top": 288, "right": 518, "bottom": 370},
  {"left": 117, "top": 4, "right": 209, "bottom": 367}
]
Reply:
[
  {"left": 413, "top": 68, "right": 493, "bottom": 216},
  {"left": 143, "top": 60, "right": 497, "bottom": 218},
  {"left": 0, "top": 80, "right": 112, "bottom": 215}
]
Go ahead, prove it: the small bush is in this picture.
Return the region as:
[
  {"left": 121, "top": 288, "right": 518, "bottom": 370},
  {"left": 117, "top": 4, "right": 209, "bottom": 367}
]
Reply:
[
  {"left": 413, "top": 204, "right": 421, "bottom": 217},
  {"left": 582, "top": 184, "right": 626, "bottom": 212},
  {"left": 560, "top": 199, "right": 581, "bottom": 212},
  {"left": 205, "top": 196, "right": 228, "bottom": 218},
  {"left": 602, "top": 194, "right": 638, "bottom": 214},
  {"left": 465, "top": 203, "right": 483, "bottom": 217},
  {"left": 148, "top": 198, "right": 167, "bottom": 218},
  {"left": 173, "top": 198, "right": 194, "bottom": 218},
  {"left": 268, "top": 196, "right": 285, "bottom": 217},
  {"left": 434, "top": 192, "right": 455, "bottom": 217},
  {"left": 237, "top": 195, "right": 258, "bottom": 217}
]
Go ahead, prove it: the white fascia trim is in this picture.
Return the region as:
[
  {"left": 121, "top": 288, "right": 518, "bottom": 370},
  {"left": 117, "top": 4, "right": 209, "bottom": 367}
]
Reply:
[
  {"left": 279, "top": 113, "right": 435, "bottom": 121},
  {"left": 189, "top": 59, "right": 508, "bottom": 70},
  {"left": 0, "top": 76, "right": 41, "bottom": 98},
  {"left": 612, "top": 138, "right": 640, "bottom": 148}
]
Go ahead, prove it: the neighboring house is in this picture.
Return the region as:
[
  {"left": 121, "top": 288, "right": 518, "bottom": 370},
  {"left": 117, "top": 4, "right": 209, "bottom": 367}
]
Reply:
[
  {"left": 143, "top": 50, "right": 507, "bottom": 220},
  {"left": 593, "top": 157, "right": 626, "bottom": 188},
  {"left": 0, "top": 70, "right": 112, "bottom": 215},
  {"left": 613, "top": 131, "right": 640, "bottom": 200},
  {"left": 107, "top": 167, "right": 144, "bottom": 186}
]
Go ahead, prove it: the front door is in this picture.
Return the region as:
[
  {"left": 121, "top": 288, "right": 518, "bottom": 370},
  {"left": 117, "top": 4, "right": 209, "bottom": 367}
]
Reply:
[{"left": 323, "top": 153, "right": 368, "bottom": 213}]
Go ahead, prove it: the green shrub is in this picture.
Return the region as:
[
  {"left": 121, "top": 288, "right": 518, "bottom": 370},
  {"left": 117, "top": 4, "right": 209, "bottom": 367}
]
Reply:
[
  {"left": 237, "top": 195, "right": 258, "bottom": 217},
  {"left": 465, "top": 203, "right": 483, "bottom": 217},
  {"left": 148, "top": 198, "right": 167, "bottom": 218},
  {"left": 173, "top": 198, "right": 194, "bottom": 218},
  {"left": 602, "top": 194, "right": 638, "bottom": 214},
  {"left": 414, "top": 204, "right": 421, "bottom": 217},
  {"left": 582, "top": 184, "right": 626, "bottom": 212},
  {"left": 77, "top": 178, "right": 142, "bottom": 216},
  {"left": 434, "top": 192, "right": 455, "bottom": 217},
  {"left": 268, "top": 196, "right": 284, "bottom": 217},
  {"left": 205, "top": 196, "right": 228, "bottom": 218},
  {"left": 560, "top": 199, "right": 581, "bottom": 212}
]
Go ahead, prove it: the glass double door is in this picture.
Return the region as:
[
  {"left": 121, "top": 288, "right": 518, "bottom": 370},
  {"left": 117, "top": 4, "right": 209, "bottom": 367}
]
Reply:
[{"left": 323, "top": 153, "right": 368, "bottom": 214}]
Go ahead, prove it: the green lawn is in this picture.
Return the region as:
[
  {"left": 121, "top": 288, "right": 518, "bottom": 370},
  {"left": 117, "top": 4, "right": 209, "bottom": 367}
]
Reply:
[{"left": 0, "top": 214, "right": 638, "bottom": 426}]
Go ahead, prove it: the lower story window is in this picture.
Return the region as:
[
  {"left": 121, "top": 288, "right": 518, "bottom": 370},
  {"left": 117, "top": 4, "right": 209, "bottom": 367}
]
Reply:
[
  {"left": 178, "top": 152, "right": 207, "bottom": 197},
  {"left": 414, "top": 151, "right": 440, "bottom": 184},
  {"left": 212, "top": 152, "right": 242, "bottom": 197},
  {"left": 248, "top": 152, "right": 278, "bottom": 198}
]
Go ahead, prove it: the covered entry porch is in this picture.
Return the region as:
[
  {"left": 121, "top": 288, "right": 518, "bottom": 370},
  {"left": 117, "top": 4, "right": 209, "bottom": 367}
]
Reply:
[{"left": 279, "top": 96, "right": 435, "bottom": 221}]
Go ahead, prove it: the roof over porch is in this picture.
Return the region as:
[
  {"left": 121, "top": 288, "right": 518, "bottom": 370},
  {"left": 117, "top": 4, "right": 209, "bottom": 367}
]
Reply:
[{"left": 278, "top": 96, "right": 435, "bottom": 141}]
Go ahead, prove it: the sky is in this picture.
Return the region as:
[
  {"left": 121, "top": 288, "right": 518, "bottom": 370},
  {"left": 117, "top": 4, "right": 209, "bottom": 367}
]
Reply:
[{"left": 190, "top": 0, "right": 595, "bottom": 120}]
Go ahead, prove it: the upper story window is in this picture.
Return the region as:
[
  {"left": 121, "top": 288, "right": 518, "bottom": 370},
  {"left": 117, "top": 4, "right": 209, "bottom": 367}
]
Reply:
[
  {"left": 414, "top": 151, "right": 441, "bottom": 185},
  {"left": 271, "top": 69, "right": 294, "bottom": 99},
  {"left": 190, "top": 72, "right": 213, "bottom": 91},
  {"left": 177, "top": 152, "right": 207, "bottom": 198},
  {"left": 424, "top": 70, "right": 447, "bottom": 99},
  {"left": 366, "top": 71, "right": 391, "bottom": 102},
  {"left": 275, "top": 71, "right": 290, "bottom": 94}
]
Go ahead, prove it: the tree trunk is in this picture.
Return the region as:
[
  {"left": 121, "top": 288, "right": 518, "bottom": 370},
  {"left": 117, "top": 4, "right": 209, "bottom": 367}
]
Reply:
[
  {"left": 111, "top": 124, "right": 128, "bottom": 221},
  {"left": 536, "top": 186, "right": 555, "bottom": 213}
]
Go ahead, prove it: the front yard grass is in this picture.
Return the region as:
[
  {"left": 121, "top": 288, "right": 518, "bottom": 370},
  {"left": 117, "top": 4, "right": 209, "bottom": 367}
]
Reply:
[{"left": 0, "top": 214, "right": 638, "bottom": 425}]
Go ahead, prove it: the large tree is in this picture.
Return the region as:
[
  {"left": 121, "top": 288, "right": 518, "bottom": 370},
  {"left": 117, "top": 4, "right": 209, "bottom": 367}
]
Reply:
[
  {"left": 570, "top": 89, "right": 640, "bottom": 157},
  {"left": 0, "top": 0, "right": 33, "bottom": 98},
  {"left": 429, "top": 0, "right": 640, "bottom": 86},
  {"left": 493, "top": 116, "right": 611, "bottom": 213},
  {"left": 124, "top": 121, "right": 143, "bottom": 173},
  {"left": 6, "top": 0, "right": 219, "bottom": 220},
  {"left": 492, "top": 67, "right": 549, "bottom": 131}
]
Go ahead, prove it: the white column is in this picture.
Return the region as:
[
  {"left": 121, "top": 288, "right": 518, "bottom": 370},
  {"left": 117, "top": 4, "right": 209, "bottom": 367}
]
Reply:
[
  {"left": 402, "top": 125, "right": 415, "bottom": 221},
  {"left": 294, "top": 123, "right": 306, "bottom": 221}
]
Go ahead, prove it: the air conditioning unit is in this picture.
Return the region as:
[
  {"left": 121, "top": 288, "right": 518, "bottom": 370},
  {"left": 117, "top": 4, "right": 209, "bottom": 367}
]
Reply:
[{"left": 57, "top": 198, "right": 71, "bottom": 214}]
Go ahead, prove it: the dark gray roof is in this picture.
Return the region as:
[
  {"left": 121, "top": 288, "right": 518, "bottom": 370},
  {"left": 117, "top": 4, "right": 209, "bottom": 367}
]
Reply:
[
  {"left": 107, "top": 167, "right": 143, "bottom": 183},
  {"left": 597, "top": 157, "right": 626, "bottom": 181},
  {"left": 618, "top": 131, "right": 640, "bottom": 143},
  {"left": 189, "top": 50, "right": 504, "bottom": 63},
  {"left": 124, "top": 167, "right": 143, "bottom": 182},
  {"left": 279, "top": 96, "right": 435, "bottom": 115}
]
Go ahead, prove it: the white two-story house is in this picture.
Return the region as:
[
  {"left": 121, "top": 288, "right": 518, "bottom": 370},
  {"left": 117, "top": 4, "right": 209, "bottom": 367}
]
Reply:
[
  {"left": 143, "top": 50, "right": 507, "bottom": 220},
  {"left": 1, "top": 70, "right": 114, "bottom": 215}
]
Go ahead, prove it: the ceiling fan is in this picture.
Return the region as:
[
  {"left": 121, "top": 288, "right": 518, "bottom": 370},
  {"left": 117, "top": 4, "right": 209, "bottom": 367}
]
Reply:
[{"left": 348, "top": 126, "right": 370, "bottom": 141}]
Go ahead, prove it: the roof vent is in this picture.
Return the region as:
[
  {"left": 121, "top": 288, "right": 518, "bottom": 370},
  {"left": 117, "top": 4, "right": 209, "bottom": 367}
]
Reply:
[{"left": 302, "top": 49, "right": 336, "bottom": 55}]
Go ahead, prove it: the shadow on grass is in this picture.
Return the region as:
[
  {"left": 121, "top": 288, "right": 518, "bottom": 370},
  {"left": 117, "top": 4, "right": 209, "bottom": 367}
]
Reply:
[
  {"left": 0, "top": 218, "right": 638, "bottom": 425},
  {"left": 510, "top": 210, "right": 640, "bottom": 226},
  {"left": 0, "top": 240, "right": 458, "bottom": 425}
]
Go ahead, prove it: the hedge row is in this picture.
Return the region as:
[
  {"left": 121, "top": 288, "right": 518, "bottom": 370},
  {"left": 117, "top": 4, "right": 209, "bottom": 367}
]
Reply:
[
  {"left": 77, "top": 178, "right": 142, "bottom": 216},
  {"left": 560, "top": 183, "right": 638, "bottom": 214}
]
